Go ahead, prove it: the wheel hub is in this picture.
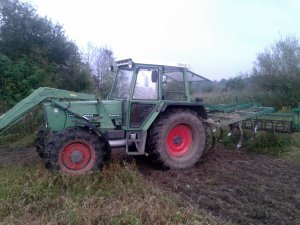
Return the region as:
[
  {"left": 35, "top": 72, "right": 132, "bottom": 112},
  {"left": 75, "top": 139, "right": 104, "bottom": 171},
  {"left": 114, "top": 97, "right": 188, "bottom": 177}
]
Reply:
[
  {"left": 173, "top": 136, "right": 182, "bottom": 145},
  {"left": 166, "top": 124, "right": 193, "bottom": 157},
  {"left": 71, "top": 150, "right": 83, "bottom": 163},
  {"left": 59, "top": 140, "right": 97, "bottom": 175}
]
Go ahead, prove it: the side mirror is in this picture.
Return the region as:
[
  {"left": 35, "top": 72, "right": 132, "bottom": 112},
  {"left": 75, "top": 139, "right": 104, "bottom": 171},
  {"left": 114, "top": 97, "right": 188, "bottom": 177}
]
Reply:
[{"left": 151, "top": 70, "right": 158, "bottom": 83}]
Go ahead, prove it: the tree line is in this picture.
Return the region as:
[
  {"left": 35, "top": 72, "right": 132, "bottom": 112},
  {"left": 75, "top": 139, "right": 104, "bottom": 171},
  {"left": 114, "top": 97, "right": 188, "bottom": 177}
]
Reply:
[
  {"left": 0, "top": 0, "right": 114, "bottom": 111},
  {"left": 204, "top": 36, "right": 300, "bottom": 109},
  {"left": 1, "top": 0, "right": 299, "bottom": 111}
]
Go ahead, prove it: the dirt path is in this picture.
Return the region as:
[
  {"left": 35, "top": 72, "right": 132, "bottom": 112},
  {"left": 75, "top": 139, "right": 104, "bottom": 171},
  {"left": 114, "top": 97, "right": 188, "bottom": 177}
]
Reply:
[
  {"left": 0, "top": 145, "right": 299, "bottom": 225},
  {"left": 0, "top": 146, "right": 38, "bottom": 167}
]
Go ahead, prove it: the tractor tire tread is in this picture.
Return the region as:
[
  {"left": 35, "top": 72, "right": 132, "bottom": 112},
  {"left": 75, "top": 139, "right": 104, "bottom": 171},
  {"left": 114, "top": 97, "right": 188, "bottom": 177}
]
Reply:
[
  {"left": 43, "top": 127, "right": 107, "bottom": 173},
  {"left": 147, "top": 108, "right": 206, "bottom": 169}
]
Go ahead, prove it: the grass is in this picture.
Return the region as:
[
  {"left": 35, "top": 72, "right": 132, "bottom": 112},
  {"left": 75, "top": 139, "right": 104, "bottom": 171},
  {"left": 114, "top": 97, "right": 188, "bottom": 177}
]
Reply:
[
  {"left": 0, "top": 108, "right": 43, "bottom": 147},
  {"left": 222, "top": 131, "right": 300, "bottom": 163},
  {"left": 0, "top": 132, "right": 36, "bottom": 148},
  {"left": 202, "top": 89, "right": 255, "bottom": 105},
  {"left": 0, "top": 158, "right": 224, "bottom": 225},
  {"left": 246, "top": 132, "right": 292, "bottom": 155},
  {"left": 221, "top": 128, "right": 293, "bottom": 156},
  {"left": 282, "top": 133, "right": 300, "bottom": 162}
]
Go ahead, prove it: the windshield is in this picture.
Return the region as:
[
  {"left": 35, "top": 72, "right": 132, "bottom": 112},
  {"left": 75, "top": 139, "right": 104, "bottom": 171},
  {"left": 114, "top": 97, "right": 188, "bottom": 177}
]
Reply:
[{"left": 110, "top": 68, "right": 133, "bottom": 98}]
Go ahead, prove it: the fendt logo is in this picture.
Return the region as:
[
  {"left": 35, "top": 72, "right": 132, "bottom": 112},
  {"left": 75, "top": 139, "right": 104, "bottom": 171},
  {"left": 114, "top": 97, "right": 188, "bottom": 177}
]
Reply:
[{"left": 39, "top": 90, "right": 55, "bottom": 97}]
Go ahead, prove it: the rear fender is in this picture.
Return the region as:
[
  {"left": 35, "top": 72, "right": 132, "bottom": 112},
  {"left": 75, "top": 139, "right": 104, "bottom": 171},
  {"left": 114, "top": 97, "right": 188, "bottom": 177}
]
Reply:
[{"left": 161, "top": 103, "right": 207, "bottom": 119}]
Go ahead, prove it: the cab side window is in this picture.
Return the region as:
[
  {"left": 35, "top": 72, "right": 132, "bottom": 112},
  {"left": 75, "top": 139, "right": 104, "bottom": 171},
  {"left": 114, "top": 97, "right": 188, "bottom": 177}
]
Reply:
[
  {"left": 162, "top": 68, "right": 186, "bottom": 100},
  {"left": 133, "top": 68, "right": 159, "bottom": 100}
]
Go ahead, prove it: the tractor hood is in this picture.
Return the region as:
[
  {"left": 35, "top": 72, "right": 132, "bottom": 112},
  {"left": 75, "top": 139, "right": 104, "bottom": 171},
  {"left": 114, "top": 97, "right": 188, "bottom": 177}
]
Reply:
[{"left": 43, "top": 99, "right": 123, "bottom": 133}]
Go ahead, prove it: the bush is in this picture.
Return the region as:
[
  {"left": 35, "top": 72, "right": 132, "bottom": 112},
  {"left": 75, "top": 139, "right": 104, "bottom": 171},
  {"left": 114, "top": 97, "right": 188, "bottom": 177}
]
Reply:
[
  {"left": 221, "top": 128, "right": 292, "bottom": 156},
  {"left": 0, "top": 108, "right": 43, "bottom": 147},
  {"left": 246, "top": 132, "right": 292, "bottom": 155}
]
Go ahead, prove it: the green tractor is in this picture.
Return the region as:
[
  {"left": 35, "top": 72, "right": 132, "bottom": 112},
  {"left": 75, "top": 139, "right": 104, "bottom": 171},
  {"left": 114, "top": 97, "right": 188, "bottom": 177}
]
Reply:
[
  {"left": 0, "top": 59, "right": 210, "bottom": 175},
  {"left": 1, "top": 59, "right": 300, "bottom": 175}
]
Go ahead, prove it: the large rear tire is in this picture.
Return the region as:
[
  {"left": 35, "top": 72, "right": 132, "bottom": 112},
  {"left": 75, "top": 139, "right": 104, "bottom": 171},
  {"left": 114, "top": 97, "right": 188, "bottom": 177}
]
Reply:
[
  {"left": 147, "top": 109, "right": 206, "bottom": 169},
  {"left": 44, "top": 127, "right": 107, "bottom": 175}
]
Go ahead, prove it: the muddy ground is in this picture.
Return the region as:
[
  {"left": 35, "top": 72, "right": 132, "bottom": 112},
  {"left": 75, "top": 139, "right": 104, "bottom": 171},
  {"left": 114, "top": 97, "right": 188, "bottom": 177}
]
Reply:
[
  {"left": 0, "top": 145, "right": 299, "bottom": 225},
  {"left": 139, "top": 146, "right": 300, "bottom": 225}
]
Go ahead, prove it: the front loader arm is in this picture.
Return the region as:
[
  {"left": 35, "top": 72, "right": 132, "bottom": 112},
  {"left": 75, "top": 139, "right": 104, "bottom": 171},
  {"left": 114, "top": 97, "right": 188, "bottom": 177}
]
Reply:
[{"left": 0, "top": 87, "right": 96, "bottom": 134}]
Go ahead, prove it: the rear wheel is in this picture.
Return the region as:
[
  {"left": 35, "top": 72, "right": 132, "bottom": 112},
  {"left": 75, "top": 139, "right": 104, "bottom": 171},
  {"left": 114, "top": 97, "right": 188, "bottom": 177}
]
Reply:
[
  {"left": 147, "top": 109, "right": 206, "bottom": 169},
  {"left": 44, "top": 127, "right": 107, "bottom": 175}
]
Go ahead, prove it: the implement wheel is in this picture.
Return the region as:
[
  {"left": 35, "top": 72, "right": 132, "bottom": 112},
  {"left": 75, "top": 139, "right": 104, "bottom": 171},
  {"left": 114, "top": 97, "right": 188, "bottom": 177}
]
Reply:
[
  {"left": 44, "top": 127, "right": 107, "bottom": 175},
  {"left": 148, "top": 109, "right": 206, "bottom": 169}
]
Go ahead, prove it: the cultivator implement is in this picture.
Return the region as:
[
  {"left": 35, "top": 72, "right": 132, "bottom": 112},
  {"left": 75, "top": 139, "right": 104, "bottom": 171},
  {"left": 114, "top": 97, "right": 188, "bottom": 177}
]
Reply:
[
  {"left": 204, "top": 102, "right": 300, "bottom": 148},
  {"left": 242, "top": 114, "right": 293, "bottom": 133}
]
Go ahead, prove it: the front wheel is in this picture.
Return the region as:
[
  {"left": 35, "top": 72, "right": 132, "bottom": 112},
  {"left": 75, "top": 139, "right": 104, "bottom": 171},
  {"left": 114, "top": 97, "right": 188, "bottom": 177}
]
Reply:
[
  {"left": 44, "top": 127, "right": 107, "bottom": 175},
  {"left": 35, "top": 126, "right": 48, "bottom": 160},
  {"left": 147, "top": 109, "right": 206, "bottom": 169}
]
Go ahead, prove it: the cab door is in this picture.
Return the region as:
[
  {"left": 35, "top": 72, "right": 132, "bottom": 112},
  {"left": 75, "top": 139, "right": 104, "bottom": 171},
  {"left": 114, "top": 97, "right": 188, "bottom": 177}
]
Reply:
[{"left": 128, "top": 66, "right": 161, "bottom": 130}]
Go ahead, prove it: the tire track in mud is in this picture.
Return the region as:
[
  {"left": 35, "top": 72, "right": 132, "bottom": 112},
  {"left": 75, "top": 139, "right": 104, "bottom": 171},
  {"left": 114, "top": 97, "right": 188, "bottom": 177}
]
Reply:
[{"left": 138, "top": 146, "right": 300, "bottom": 225}]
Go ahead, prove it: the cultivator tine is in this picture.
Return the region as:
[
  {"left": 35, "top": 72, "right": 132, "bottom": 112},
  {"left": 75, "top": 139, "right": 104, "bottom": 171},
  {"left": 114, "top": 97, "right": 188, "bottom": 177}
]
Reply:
[
  {"left": 218, "top": 127, "right": 224, "bottom": 142},
  {"left": 205, "top": 127, "right": 216, "bottom": 153},
  {"left": 237, "top": 122, "right": 243, "bottom": 149},
  {"left": 211, "top": 130, "right": 216, "bottom": 149},
  {"left": 227, "top": 122, "right": 244, "bottom": 149},
  {"left": 227, "top": 124, "right": 233, "bottom": 137},
  {"left": 204, "top": 119, "right": 226, "bottom": 151},
  {"left": 250, "top": 119, "right": 258, "bottom": 141}
]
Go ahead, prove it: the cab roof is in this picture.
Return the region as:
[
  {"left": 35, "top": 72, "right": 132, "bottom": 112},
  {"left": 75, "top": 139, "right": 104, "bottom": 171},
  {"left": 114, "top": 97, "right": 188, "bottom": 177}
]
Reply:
[{"left": 116, "top": 58, "right": 210, "bottom": 81}]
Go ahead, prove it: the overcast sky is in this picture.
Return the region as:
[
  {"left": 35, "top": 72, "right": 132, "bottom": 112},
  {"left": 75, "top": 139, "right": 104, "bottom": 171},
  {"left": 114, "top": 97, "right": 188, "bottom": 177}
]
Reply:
[{"left": 26, "top": 0, "right": 300, "bottom": 80}]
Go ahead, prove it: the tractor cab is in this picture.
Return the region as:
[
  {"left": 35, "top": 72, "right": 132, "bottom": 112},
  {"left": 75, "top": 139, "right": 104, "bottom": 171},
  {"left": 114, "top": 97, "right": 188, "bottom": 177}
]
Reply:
[
  {"left": 109, "top": 58, "right": 210, "bottom": 102},
  {"left": 107, "top": 59, "right": 211, "bottom": 158}
]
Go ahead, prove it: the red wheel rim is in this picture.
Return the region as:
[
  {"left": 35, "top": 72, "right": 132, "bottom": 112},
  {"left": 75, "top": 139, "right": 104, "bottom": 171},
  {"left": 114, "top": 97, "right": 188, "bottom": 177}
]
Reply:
[
  {"left": 166, "top": 124, "right": 193, "bottom": 157},
  {"left": 59, "top": 140, "right": 96, "bottom": 175}
]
